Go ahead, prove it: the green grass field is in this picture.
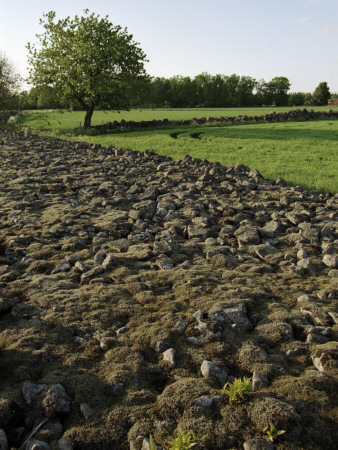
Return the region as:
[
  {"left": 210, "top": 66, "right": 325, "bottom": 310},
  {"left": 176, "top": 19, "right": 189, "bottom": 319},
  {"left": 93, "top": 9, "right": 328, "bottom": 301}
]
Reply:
[
  {"left": 17, "top": 106, "right": 338, "bottom": 131},
  {"left": 14, "top": 107, "right": 338, "bottom": 193}
]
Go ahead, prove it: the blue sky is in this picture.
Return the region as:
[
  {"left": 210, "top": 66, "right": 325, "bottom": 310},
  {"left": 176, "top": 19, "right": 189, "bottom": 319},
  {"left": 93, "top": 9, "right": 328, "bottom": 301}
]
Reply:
[{"left": 0, "top": 0, "right": 337, "bottom": 93}]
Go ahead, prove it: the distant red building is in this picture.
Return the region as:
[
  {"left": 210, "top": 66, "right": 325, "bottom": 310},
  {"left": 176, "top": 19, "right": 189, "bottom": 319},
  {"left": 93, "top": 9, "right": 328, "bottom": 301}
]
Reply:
[{"left": 328, "top": 98, "right": 338, "bottom": 106}]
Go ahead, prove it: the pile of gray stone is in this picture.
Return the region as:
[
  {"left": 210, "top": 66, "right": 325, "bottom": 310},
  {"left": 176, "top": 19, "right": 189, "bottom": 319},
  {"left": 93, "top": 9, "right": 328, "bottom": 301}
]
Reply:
[{"left": 0, "top": 130, "right": 337, "bottom": 449}]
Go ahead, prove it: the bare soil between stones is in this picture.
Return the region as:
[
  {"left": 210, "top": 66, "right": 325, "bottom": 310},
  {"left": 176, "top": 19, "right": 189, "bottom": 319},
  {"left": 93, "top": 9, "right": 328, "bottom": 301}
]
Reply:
[{"left": 0, "top": 130, "right": 337, "bottom": 450}]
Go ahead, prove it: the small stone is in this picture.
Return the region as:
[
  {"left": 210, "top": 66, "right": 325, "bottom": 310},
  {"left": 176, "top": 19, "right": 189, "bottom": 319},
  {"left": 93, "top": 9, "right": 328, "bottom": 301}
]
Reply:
[
  {"left": 80, "top": 266, "right": 104, "bottom": 284},
  {"left": 40, "top": 417, "right": 63, "bottom": 439},
  {"left": 252, "top": 371, "right": 268, "bottom": 391},
  {"left": 93, "top": 250, "right": 106, "bottom": 265},
  {"left": 200, "top": 360, "right": 227, "bottom": 386},
  {"left": 58, "top": 438, "right": 74, "bottom": 450},
  {"left": 297, "top": 258, "right": 314, "bottom": 272},
  {"left": 28, "top": 317, "right": 41, "bottom": 326},
  {"left": 141, "top": 437, "right": 162, "bottom": 450},
  {"left": 311, "top": 348, "right": 338, "bottom": 372},
  {"left": 322, "top": 254, "right": 338, "bottom": 269},
  {"left": 297, "top": 294, "right": 313, "bottom": 303},
  {"left": 192, "top": 395, "right": 213, "bottom": 409},
  {"left": 297, "top": 249, "right": 307, "bottom": 260},
  {"left": 173, "top": 319, "right": 188, "bottom": 332},
  {"left": 116, "top": 326, "right": 128, "bottom": 335},
  {"left": 320, "top": 328, "right": 332, "bottom": 337},
  {"left": 26, "top": 440, "right": 51, "bottom": 450},
  {"left": 208, "top": 301, "right": 252, "bottom": 334},
  {"left": 80, "top": 403, "right": 93, "bottom": 420},
  {"left": 306, "top": 333, "right": 330, "bottom": 344},
  {"left": 286, "top": 348, "right": 305, "bottom": 358},
  {"left": 154, "top": 340, "right": 170, "bottom": 353},
  {"left": 51, "top": 261, "right": 71, "bottom": 274},
  {"left": 205, "top": 237, "right": 218, "bottom": 246},
  {"left": 110, "top": 382, "right": 125, "bottom": 396},
  {"left": 74, "top": 260, "right": 87, "bottom": 272},
  {"left": 65, "top": 255, "right": 79, "bottom": 265},
  {"left": 99, "top": 337, "right": 116, "bottom": 351},
  {"left": 262, "top": 220, "right": 284, "bottom": 235},
  {"left": 192, "top": 310, "right": 204, "bottom": 321},
  {"left": 162, "top": 348, "right": 176, "bottom": 369},
  {"left": 102, "top": 254, "right": 115, "bottom": 270},
  {"left": 157, "top": 258, "right": 173, "bottom": 270},
  {"left": 43, "top": 384, "right": 71, "bottom": 415},
  {"left": 22, "top": 382, "right": 45, "bottom": 404},
  {"left": 192, "top": 394, "right": 224, "bottom": 409},
  {"left": 243, "top": 438, "right": 274, "bottom": 450},
  {"left": 0, "top": 429, "right": 8, "bottom": 450},
  {"left": 328, "top": 311, "right": 338, "bottom": 324},
  {"left": 237, "top": 228, "right": 260, "bottom": 247},
  {"left": 286, "top": 211, "right": 308, "bottom": 225},
  {"left": 300, "top": 306, "right": 332, "bottom": 326}
]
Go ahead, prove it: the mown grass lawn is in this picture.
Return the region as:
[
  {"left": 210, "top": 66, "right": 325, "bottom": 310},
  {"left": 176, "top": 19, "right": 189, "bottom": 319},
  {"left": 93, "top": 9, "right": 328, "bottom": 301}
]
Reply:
[
  {"left": 15, "top": 108, "right": 338, "bottom": 193},
  {"left": 17, "top": 106, "right": 337, "bottom": 131}
]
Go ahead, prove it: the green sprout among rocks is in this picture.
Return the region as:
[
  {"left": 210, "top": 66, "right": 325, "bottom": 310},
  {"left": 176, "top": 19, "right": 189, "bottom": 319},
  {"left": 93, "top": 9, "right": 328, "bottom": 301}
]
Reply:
[
  {"left": 263, "top": 421, "right": 286, "bottom": 442},
  {"left": 221, "top": 376, "right": 252, "bottom": 404},
  {"left": 166, "top": 427, "right": 201, "bottom": 449},
  {"left": 150, "top": 427, "right": 205, "bottom": 450},
  {"left": 149, "top": 434, "right": 158, "bottom": 450}
]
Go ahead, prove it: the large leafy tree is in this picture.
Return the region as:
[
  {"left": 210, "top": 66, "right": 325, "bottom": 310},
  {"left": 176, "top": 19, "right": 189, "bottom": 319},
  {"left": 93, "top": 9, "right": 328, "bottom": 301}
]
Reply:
[
  {"left": 0, "top": 52, "right": 21, "bottom": 109},
  {"left": 313, "top": 82, "right": 331, "bottom": 106},
  {"left": 27, "top": 10, "right": 148, "bottom": 128}
]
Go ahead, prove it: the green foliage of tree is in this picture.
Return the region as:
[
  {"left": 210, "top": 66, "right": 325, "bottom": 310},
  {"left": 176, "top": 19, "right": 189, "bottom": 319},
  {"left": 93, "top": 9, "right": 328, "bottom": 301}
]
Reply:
[
  {"left": 144, "top": 73, "right": 291, "bottom": 108},
  {"left": 237, "top": 75, "right": 257, "bottom": 106},
  {"left": 288, "top": 92, "right": 306, "bottom": 106},
  {"left": 257, "top": 77, "right": 290, "bottom": 106},
  {"left": 313, "top": 82, "right": 331, "bottom": 106},
  {"left": 0, "top": 52, "right": 21, "bottom": 109},
  {"left": 27, "top": 10, "right": 148, "bottom": 128},
  {"left": 19, "top": 88, "right": 38, "bottom": 109},
  {"left": 36, "top": 86, "right": 62, "bottom": 109}
]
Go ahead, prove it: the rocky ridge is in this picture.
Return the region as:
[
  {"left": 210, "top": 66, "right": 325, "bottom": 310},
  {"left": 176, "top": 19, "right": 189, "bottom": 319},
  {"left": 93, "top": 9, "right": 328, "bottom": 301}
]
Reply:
[{"left": 0, "top": 129, "right": 337, "bottom": 449}]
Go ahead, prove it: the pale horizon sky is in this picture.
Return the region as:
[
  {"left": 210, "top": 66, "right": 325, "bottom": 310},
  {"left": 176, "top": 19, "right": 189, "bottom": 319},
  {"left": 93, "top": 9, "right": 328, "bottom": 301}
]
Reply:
[{"left": 0, "top": 0, "right": 337, "bottom": 94}]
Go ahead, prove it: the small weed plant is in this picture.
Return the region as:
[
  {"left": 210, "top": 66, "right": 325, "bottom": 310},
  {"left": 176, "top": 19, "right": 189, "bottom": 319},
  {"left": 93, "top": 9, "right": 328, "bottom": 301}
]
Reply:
[
  {"left": 221, "top": 377, "right": 252, "bottom": 404},
  {"left": 149, "top": 428, "right": 204, "bottom": 450},
  {"left": 166, "top": 427, "right": 204, "bottom": 449},
  {"left": 149, "top": 434, "right": 158, "bottom": 449},
  {"left": 263, "top": 421, "right": 286, "bottom": 442}
]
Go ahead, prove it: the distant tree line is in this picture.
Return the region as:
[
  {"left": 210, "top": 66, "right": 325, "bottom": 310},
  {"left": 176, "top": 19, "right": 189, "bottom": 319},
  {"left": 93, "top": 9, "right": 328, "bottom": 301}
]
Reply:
[
  {"left": 17, "top": 74, "right": 334, "bottom": 110},
  {"left": 2, "top": 10, "right": 335, "bottom": 130},
  {"left": 0, "top": 52, "right": 334, "bottom": 112}
]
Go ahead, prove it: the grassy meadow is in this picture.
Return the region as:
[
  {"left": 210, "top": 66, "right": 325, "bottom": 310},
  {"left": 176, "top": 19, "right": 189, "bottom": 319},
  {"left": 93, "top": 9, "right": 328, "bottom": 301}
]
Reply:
[
  {"left": 17, "top": 105, "right": 337, "bottom": 131},
  {"left": 14, "top": 107, "right": 338, "bottom": 193}
]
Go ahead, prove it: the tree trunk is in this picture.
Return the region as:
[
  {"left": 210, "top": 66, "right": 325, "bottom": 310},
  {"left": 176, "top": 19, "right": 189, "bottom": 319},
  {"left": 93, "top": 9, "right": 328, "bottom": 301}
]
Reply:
[{"left": 84, "top": 102, "right": 95, "bottom": 129}]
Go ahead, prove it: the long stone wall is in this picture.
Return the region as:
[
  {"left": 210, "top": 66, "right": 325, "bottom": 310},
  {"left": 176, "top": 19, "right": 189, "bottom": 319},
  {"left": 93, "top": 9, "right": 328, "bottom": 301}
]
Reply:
[{"left": 92, "top": 108, "right": 338, "bottom": 132}]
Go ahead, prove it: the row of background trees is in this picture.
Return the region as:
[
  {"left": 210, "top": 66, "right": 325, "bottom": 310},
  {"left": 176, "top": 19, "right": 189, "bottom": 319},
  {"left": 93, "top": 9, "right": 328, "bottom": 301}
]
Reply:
[
  {"left": 16, "top": 74, "right": 334, "bottom": 111},
  {"left": 1, "top": 50, "right": 334, "bottom": 113}
]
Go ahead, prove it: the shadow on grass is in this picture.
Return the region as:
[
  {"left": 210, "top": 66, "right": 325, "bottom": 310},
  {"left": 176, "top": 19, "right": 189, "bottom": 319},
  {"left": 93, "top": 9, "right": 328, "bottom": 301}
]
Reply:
[{"left": 98, "top": 122, "right": 338, "bottom": 143}]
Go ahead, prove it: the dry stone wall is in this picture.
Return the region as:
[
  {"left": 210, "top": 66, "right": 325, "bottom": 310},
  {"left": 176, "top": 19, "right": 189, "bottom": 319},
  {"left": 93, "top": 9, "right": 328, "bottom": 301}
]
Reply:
[
  {"left": 92, "top": 108, "right": 338, "bottom": 132},
  {"left": 0, "top": 130, "right": 337, "bottom": 449}
]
